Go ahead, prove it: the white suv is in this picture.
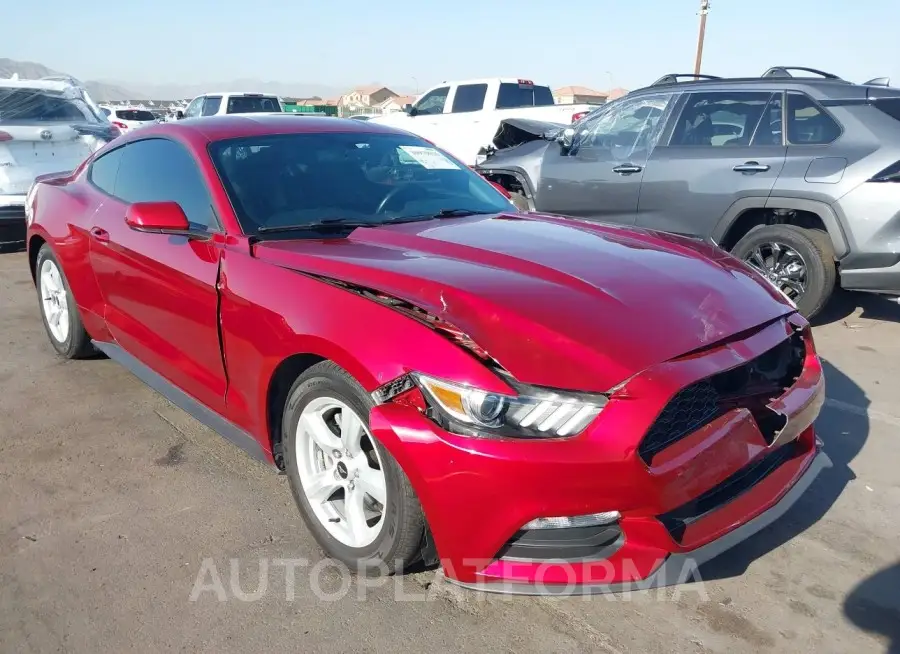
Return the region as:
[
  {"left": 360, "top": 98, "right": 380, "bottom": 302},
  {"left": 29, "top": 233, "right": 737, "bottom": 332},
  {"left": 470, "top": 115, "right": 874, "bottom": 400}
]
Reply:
[
  {"left": 99, "top": 105, "right": 158, "bottom": 133},
  {"left": 1, "top": 76, "right": 116, "bottom": 248},
  {"left": 179, "top": 92, "right": 283, "bottom": 119}
]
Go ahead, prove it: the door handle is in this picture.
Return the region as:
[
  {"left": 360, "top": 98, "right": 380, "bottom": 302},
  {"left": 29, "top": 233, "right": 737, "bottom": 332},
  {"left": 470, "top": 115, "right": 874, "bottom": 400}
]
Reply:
[
  {"left": 612, "top": 164, "right": 643, "bottom": 175},
  {"left": 733, "top": 161, "right": 770, "bottom": 173},
  {"left": 89, "top": 226, "right": 110, "bottom": 243}
]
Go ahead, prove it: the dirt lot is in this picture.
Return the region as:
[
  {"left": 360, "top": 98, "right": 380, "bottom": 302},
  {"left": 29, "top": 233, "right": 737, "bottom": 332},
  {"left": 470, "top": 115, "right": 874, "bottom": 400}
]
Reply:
[{"left": 1, "top": 250, "right": 898, "bottom": 654}]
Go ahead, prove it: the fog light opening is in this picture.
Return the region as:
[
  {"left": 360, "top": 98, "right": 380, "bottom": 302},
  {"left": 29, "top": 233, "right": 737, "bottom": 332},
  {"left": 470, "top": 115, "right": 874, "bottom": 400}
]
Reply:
[{"left": 522, "top": 511, "right": 621, "bottom": 530}]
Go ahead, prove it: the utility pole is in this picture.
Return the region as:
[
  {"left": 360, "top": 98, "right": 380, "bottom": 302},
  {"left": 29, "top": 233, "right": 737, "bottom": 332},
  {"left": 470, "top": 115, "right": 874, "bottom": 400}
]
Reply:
[{"left": 693, "top": 0, "right": 710, "bottom": 76}]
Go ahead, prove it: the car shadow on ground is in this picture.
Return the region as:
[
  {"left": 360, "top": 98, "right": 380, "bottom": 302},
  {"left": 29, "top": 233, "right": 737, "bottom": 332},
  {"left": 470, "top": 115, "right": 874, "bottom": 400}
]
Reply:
[
  {"left": 813, "top": 289, "right": 900, "bottom": 326},
  {"left": 844, "top": 561, "right": 900, "bottom": 653},
  {"left": 697, "top": 358, "right": 867, "bottom": 581}
]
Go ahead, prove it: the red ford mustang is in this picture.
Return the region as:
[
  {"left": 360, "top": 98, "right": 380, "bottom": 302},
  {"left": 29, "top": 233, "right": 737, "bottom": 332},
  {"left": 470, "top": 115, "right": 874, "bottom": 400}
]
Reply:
[{"left": 25, "top": 115, "right": 830, "bottom": 594}]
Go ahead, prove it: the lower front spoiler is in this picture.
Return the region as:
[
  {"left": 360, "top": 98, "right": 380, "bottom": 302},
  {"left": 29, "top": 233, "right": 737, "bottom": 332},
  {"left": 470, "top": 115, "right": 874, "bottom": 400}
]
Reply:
[{"left": 447, "top": 448, "right": 832, "bottom": 596}]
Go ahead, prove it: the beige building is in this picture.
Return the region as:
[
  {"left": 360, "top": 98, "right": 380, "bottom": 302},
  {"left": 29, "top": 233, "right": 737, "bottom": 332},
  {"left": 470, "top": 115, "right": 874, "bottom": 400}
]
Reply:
[
  {"left": 553, "top": 85, "right": 608, "bottom": 105},
  {"left": 379, "top": 94, "right": 417, "bottom": 113},
  {"left": 340, "top": 85, "right": 399, "bottom": 109}
]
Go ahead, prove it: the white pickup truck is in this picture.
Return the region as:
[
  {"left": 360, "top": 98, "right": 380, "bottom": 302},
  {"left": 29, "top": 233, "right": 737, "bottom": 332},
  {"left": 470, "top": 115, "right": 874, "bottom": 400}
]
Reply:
[{"left": 370, "top": 78, "right": 595, "bottom": 166}]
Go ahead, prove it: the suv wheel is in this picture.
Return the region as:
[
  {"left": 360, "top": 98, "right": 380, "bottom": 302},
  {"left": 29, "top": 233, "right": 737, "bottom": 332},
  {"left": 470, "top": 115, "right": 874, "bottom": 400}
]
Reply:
[{"left": 731, "top": 224, "right": 836, "bottom": 319}]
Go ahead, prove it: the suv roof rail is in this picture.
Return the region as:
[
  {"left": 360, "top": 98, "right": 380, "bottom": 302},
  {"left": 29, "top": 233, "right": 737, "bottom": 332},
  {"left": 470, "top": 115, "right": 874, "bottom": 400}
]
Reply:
[
  {"left": 650, "top": 73, "right": 721, "bottom": 86},
  {"left": 863, "top": 76, "right": 891, "bottom": 87},
  {"left": 761, "top": 66, "right": 842, "bottom": 80}
]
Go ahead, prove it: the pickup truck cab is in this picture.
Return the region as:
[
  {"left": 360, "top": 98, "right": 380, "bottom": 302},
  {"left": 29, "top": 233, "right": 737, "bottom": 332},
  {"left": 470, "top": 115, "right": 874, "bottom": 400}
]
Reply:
[
  {"left": 371, "top": 78, "right": 594, "bottom": 166},
  {"left": 178, "top": 92, "right": 283, "bottom": 119}
]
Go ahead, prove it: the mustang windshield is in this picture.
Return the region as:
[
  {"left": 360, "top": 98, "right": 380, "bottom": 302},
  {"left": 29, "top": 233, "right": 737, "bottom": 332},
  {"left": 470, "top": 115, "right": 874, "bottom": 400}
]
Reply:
[{"left": 209, "top": 132, "right": 513, "bottom": 234}]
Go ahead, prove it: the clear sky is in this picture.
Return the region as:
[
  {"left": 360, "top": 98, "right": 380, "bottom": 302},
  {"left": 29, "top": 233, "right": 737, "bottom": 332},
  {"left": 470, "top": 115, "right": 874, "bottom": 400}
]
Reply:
[{"left": 6, "top": 0, "right": 900, "bottom": 91}]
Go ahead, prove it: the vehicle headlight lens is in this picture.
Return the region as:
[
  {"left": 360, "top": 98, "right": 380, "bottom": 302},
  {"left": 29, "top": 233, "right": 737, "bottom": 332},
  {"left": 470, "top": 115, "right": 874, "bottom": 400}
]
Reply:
[{"left": 412, "top": 373, "right": 607, "bottom": 438}]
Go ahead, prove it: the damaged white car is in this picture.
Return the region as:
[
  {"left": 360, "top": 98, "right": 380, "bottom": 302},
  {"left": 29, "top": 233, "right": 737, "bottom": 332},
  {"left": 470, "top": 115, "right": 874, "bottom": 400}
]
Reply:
[{"left": 0, "top": 76, "right": 118, "bottom": 248}]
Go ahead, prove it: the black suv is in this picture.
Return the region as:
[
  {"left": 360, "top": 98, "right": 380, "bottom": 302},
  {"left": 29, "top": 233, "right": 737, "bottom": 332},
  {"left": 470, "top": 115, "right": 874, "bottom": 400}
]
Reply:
[{"left": 478, "top": 67, "right": 900, "bottom": 318}]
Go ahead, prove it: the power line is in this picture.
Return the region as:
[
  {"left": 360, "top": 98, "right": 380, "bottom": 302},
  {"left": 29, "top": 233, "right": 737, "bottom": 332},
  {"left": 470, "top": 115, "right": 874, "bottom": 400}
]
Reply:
[{"left": 693, "top": 0, "right": 711, "bottom": 76}]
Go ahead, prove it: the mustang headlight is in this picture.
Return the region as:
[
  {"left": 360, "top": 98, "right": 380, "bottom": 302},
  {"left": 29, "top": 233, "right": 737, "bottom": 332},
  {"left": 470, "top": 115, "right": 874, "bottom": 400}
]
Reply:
[{"left": 412, "top": 373, "right": 606, "bottom": 438}]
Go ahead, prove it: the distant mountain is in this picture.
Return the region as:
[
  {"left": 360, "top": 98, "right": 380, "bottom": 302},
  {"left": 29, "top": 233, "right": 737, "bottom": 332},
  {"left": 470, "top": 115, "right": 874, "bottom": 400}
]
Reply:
[
  {"left": 0, "top": 58, "right": 143, "bottom": 101},
  {"left": 1, "top": 58, "right": 416, "bottom": 102}
]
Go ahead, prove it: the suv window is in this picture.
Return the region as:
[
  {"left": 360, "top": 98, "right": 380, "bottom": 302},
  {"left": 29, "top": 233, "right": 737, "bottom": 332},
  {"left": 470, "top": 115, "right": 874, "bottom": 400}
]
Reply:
[
  {"left": 671, "top": 92, "right": 773, "bottom": 147},
  {"left": 414, "top": 87, "right": 449, "bottom": 116},
  {"left": 496, "top": 83, "right": 555, "bottom": 109},
  {"left": 574, "top": 93, "right": 673, "bottom": 157},
  {"left": 874, "top": 98, "right": 900, "bottom": 122},
  {"left": 786, "top": 92, "right": 841, "bottom": 144},
  {"left": 184, "top": 97, "right": 203, "bottom": 118},
  {"left": 89, "top": 146, "right": 126, "bottom": 195},
  {"left": 451, "top": 84, "right": 487, "bottom": 113},
  {"left": 201, "top": 96, "right": 222, "bottom": 116},
  {"left": 751, "top": 93, "right": 783, "bottom": 146},
  {"left": 114, "top": 138, "right": 217, "bottom": 230}
]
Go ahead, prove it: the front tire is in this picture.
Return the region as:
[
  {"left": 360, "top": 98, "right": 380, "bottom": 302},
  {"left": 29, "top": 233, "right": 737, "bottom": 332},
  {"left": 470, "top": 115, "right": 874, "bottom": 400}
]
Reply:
[
  {"left": 35, "top": 244, "right": 95, "bottom": 359},
  {"left": 730, "top": 224, "right": 836, "bottom": 319},
  {"left": 282, "top": 361, "right": 426, "bottom": 575}
]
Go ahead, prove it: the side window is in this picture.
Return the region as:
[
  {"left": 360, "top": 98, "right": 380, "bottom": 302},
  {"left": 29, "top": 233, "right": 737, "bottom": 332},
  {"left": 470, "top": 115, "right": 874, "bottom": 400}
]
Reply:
[
  {"left": 201, "top": 96, "right": 222, "bottom": 116},
  {"left": 451, "top": 84, "right": 487, "bottom": 113},
  {"left": 88, "top": 146, "right": 126, "bottom": 195},
  {"left": 574, "top": 93, "right": 674, "bottom": 159},
  {"left": 670, "top": 92, "right": 773, "bottom": 147},
  {"left": 414, "top": 87, "right": 449, "bottom": 116},
  {"left": 786, "top": 92, "right": 841, "bottom": 144},
  {"left": 184, "top": 97, "right": 203, "bottom": 118},
  {"left": 751, "top": 93, "right": 783, "bottom": 146},
  {"left": 115, "top": 139, "right": 217, "bottom": 230}
]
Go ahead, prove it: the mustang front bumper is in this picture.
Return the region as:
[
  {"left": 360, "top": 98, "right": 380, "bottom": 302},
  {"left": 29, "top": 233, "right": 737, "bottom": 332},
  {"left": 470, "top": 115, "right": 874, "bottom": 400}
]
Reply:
[{"left": 369, "top": 314, "right": 827, "bottom": 593}]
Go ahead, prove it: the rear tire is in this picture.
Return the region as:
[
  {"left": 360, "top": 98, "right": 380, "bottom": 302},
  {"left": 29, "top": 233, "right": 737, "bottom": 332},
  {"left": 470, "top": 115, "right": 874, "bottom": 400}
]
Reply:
[
  {"left": 730, "top": 224, "right": 836, "bottom": 319},
  {"left": 35, "top": 244, "right": 96, "bottom": 359},
  {"left": 282, "top": 361, "right": 426, "bottom": 575}
]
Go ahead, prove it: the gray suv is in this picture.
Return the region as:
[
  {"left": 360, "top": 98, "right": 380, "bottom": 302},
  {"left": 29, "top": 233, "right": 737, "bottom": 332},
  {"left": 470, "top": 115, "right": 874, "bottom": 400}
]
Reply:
[{"left": 477, "top": 67, "right": 900, "bottom": 318}]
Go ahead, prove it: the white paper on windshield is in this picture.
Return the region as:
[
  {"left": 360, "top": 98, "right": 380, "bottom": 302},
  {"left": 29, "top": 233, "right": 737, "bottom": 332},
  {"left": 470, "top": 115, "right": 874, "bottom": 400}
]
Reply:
[{"left": 398, "top": 146, "right": 460, "bottom": 170}]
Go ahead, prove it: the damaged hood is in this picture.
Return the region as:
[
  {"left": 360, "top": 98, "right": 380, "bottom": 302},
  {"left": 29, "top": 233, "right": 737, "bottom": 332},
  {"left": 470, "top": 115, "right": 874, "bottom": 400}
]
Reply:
[
  {"left": 253, "top": 214, "right": 795, "bottom": 392},
  {"left": 489, "top": 117, "right": 565, "bottom": 151}
]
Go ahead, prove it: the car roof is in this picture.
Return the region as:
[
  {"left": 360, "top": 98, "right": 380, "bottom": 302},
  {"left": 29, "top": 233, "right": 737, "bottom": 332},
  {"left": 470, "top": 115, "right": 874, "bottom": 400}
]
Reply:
[
  {"left": 0, "top": 78, "right": 80, "bottom": 93},
  {"left": 631, "top": 75, "right": 900, "bottom": 101},
  {"left": 197, "top": 91, "right": 281, "bottom": 98},
  {"left": 124, "top": 114, "right": 406, "bottom": 143}
]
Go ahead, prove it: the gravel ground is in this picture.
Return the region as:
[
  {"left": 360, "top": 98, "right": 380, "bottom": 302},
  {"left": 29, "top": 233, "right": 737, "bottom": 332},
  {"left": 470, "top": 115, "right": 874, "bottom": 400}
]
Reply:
[{"left": 1, "top": 251, "right": 897, "bottom": 654}]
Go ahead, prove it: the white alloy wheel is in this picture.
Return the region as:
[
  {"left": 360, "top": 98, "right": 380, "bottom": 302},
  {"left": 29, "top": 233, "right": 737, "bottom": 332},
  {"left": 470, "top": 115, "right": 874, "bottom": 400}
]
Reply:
[
  {"left": 40, "top": 259, "right": 70, "bottom": 344},
  {"left": 295, "top": 396, "right": 388, "bottom": 548}
]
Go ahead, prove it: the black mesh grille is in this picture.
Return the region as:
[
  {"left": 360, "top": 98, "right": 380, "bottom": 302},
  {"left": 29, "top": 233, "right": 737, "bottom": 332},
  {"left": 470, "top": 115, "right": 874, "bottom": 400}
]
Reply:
[
  {"left": 0, "top": 207, "right": 26, "bottom": 247},
  {"left": 638, "top": 331, "right": 805, "bottom": 464},
  {"left": 0, "top": 206, "right": 26, "bottom": 220}
]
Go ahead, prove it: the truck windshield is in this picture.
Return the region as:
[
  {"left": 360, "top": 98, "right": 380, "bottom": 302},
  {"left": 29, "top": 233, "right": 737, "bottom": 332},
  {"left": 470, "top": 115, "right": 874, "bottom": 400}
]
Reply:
[
  {"left": 226, "top": 96, "right": 281, "bottom": 114},
  {"left": 496, "top": 83, "right": 555, "bottom": 109}
]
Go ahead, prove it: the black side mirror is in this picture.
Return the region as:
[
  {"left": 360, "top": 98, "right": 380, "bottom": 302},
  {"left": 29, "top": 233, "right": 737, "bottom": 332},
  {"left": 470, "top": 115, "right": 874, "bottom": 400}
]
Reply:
[
  {"left": 406, "top": 105, "right": 418, "bottom": 117},
  {"left": 175, "top": 110, "right": 185, "bottom": 120}
]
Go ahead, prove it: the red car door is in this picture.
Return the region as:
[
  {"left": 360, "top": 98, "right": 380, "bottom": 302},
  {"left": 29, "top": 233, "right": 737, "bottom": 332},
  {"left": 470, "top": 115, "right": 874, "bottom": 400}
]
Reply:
[{"left": 87, "top": 137, "right": 227, "bottom": 413}]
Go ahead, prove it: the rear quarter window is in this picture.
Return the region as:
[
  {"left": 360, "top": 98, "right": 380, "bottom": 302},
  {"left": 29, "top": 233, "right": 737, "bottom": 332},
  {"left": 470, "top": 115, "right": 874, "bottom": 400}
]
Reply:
[
  {"left": 786, "top": 92, "right": 841, "bottom": 145},
  {"left": 88, "top": 146, "right": 126, "bottom": 195},
  {"left": 874, "top": 98, "right": 900, "bottom": 122}
]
